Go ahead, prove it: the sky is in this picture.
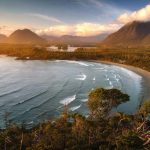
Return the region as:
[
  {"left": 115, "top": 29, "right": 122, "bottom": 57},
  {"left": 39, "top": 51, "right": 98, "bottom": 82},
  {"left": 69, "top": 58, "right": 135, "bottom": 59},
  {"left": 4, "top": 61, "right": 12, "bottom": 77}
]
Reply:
[{"left": 0, "top": 0, "right": 150, "bottom": 36}]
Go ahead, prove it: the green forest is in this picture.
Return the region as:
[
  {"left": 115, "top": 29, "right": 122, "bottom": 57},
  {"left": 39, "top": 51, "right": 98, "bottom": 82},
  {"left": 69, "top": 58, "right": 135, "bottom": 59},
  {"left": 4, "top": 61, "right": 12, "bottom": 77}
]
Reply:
[{"left": 0, "top": 44, "right": 150, "bottom": 71}]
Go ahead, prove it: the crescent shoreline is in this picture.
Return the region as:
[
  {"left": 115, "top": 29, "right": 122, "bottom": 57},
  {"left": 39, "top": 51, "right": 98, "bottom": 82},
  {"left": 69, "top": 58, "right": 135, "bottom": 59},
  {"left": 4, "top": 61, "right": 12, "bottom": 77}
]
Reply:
[{"left": 95, "top": 60, "right": 150, "bottom": 104}]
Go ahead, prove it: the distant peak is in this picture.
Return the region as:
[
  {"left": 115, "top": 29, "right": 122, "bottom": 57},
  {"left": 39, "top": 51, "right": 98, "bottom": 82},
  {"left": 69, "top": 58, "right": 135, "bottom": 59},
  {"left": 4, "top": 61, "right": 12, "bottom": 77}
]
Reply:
[
  {"left": 102, "top": 20, "right": 150, "bottom": 47},
  {"left": 6, "top": 28, "right": 46, "bottom": 44},
  {"left": 15, "top": 29, "right": 33, "bottom": 32},
  {"left": 22, "top": 29, "right": 32, "bottom": 32}
]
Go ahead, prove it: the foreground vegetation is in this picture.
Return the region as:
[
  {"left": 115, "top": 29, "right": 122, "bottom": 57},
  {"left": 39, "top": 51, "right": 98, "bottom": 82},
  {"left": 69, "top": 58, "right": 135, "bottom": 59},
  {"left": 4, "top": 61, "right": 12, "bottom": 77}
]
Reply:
[
  {"left": 0, "top": 44, "right": 150, "bottom": 71},
  {"left": 0, "top": 88, "right": 150, "bottom": 150}
]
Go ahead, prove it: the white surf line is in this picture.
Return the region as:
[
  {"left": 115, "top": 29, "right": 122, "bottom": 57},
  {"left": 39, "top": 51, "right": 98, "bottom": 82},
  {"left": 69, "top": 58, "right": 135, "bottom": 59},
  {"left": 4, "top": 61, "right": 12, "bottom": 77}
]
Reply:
[
  {"left": 61, "top": 60, "right": 90, "bottom": 66},
  {"left": 54, "top": 60, "right": 61, "bottom": 63},
  {"left": 54, "top": 60, "right": 95, "bottom": 67},
  {"left": 76, "top": 74, "right": 87, "bottom": 81},
  {"left": 60, "top": 95, "right": 76, "bottom": 105},
  {"left": 54, "top": 60, "right": 89, "bottom": 66},
  {"left": 106, "top": 85, "right": 114, "bottom": 89},
  {"left": 27, "top": 121, "right": 34, "bottom": 125},
  {"left": 114, "top": 66, "right": 142, "bottom": 80},
  {"left": 71, "top": 61, "right": 89, "bottom": 66},
  {"left": 81, "top": 99, "right": 88, "bottom": 102},
  {"left": 70, "top": 105, "right": 81, "bottom": 111}
]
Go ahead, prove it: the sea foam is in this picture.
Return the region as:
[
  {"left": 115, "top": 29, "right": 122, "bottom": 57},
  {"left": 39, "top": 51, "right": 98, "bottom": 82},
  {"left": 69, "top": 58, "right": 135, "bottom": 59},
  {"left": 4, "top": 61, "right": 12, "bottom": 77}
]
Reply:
[
  {"left": 70, "top": 105, "right": 81, "bottom": 111},
  {"left": 60, "top": 95, "right": 76, "bottom": 105},
  {"left": 81, "top": 99, "right": 88, "bottom": 102},
  {"left": 76, "top": 74, "right": 87, "bottom": 80},
  {"left": 113, "top": 66, "right": 142, "bottom": 80},
  {"left": 64, "top": 60, "right": 89, "bottom": 66}
]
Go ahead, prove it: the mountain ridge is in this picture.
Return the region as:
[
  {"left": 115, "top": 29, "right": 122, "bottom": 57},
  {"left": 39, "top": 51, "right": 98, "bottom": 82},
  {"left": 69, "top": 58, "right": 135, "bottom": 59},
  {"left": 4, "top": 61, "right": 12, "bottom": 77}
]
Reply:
[
  {"left": 1, "top": 29, "right": 108, "bottom": 45},
  {"left": 4, "top": 29, "right": 46, "bottom": 44},
  {"left": 101, "top": 21, "right": 150, "bottom": 47},
  {"left": 41, "top": 33, "right": 109, "bottom": 46}
]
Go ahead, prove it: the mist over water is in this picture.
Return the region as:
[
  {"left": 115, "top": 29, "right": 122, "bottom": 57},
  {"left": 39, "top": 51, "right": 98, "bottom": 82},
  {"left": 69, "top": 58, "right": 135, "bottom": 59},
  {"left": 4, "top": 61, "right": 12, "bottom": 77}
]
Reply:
[{"left": 0, "top": 56, "right": 142, "bottom": 127}]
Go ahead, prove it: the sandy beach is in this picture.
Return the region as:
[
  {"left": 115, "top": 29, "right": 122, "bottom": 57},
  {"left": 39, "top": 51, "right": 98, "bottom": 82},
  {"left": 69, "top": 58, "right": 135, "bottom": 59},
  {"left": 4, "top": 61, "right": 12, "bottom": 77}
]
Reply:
[{"left": 96, "top": 61, "right": 150, "bottom": 104}]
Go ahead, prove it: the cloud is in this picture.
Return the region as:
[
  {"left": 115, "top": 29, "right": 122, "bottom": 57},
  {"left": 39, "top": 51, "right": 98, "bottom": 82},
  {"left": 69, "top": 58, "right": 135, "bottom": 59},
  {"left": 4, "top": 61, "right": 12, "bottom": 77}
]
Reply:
[
  {"left": 0, "top": 22, "right": 121, "bottom": 37},
  {"left": 37, "top": 25, "right": 74, "bottom": 36},
  {"left": 75, "top": 23, "right": 121, "bottom": 36},
  {"left": 37, "top": 22, "right": 121, "bottom": 36},
  {"left": 118, "top": 4, "right": 150, "bottom": 23},
  {"left": 26, "top": 13, "right": 63, "bottom": 23},
  {"left": 0, "top": 26, "right": 15, "bottom": 35}
]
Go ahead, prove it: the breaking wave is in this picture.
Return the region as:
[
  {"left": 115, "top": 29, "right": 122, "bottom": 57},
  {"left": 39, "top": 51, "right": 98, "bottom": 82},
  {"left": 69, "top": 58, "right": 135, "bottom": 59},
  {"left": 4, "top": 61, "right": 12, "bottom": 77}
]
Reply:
[
  {"left": 60, "top": 95, "right": 76, "bottom": 105},
  {"left": 70, "top": 105, "right": 81, "bottom": 111},
  {"left": 76, "top": 74, "right": 87, "bottom": 80}
]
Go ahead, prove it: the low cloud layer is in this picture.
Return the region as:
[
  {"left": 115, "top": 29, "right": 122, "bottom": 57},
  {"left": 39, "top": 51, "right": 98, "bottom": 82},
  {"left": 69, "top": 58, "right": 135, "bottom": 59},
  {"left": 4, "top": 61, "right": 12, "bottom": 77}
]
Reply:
[
  {"left": 37, "top": 23, "right": 121, "bottom": 36},
  {"left": 0, "top": 26, "right": 15, "bottom": 36},
  {"left": 118, "top": 4, "right": 150, "bottom": 23}
]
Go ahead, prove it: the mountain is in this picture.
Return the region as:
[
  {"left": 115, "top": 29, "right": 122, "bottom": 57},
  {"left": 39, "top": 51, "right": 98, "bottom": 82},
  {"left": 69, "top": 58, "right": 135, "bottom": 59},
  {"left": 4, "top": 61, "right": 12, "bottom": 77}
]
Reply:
[
  {"left": 60, "top": 34, "right": 108, "bottom": 44},
  {"left": 41, "top": 35, "right": 59, "bottom": 43},
  {"left": 101, "top": 21, "right": 150, "bottom": 47},
  {"left": 0, "top": 34, "right": 7, "bottom": 43},
  {"left": 42, "top": 33, "right": 108, "bottom": 46},
  {"left": 5, "top": 29, "right": 46, "bottom": 44}
]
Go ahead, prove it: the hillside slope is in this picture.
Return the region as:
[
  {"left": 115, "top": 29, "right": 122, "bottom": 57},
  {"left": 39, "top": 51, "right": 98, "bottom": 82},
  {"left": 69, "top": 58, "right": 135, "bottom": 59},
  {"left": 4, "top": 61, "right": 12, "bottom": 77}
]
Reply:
[
  {"left": 102, "top": 21, "right": 150, "bottom": 47},
  {"left": 5, "top": 29, "right": 46, "bottom": 44}
]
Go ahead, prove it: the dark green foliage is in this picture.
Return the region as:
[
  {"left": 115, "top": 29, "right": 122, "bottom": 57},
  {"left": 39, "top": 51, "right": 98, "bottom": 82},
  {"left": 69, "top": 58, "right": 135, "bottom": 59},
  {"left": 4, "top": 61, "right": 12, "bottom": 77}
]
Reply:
[
  {"left": 139, "top": 100, "right": 150, "bottom": 116},
  {"left": 0, "top": 88, "right": 148, "bottom": 150},
  {"left": 0, "top": 44, "right": 150, "bottom": 71},
  {"left": 116, "top": 131, "right": 144, "bottom": 150},
  {"left": 87, "top": 88, "right": 129, "bottom": 118}
]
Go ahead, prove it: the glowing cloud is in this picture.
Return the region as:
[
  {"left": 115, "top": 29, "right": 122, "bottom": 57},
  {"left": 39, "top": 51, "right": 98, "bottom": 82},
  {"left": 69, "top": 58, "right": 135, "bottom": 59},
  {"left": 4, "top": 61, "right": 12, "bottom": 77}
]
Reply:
[
  {"left": 0, "top": 26, "right": 16, "bottom": 35},
  {"left": 37, "top": 23, "right": 121, "bottom": 36},
  {"left": 37, "top": 25, "right": 74, "bottom": 36},
  {"left": 118, "top": 5, "right": 150, "bottom": 23},
  {"left": 75, "top": 23, "right": 120, "bottom": 36}
]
